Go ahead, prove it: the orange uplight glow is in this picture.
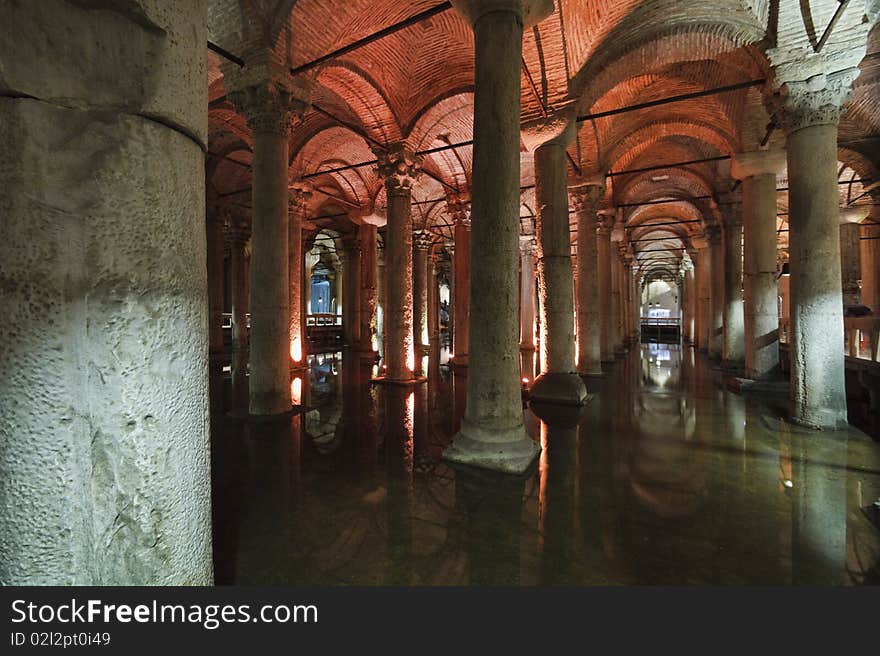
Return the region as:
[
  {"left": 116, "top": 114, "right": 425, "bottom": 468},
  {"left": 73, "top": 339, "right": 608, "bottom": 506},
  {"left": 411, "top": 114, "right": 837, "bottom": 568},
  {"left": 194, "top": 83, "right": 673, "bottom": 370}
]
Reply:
[
  {"left": 291, "top": 377, "right": 302, "bottom": 405},
  {"left": 406, "top": 343, "right": 415, "bottom": 372},
  {"left": 522, "top": 377, "right": 530, "bottom": 384},
  {"left": 290, "top": 337, "right": 302, "bottom": 362}
]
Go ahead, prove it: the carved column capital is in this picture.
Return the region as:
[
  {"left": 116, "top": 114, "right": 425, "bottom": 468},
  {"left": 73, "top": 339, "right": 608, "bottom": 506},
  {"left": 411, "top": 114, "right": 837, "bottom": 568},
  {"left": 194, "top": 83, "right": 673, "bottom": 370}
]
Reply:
[
  {"left": 446, "top": 191, "right": 472, "bottom": 226},
  {"left": 769, "top": 68, "right": 860, "bottom": 134},
  {"left": 413, "top": 229, "right": 434, "bottom": 252},
  {"left": 568, "top": 177, "right": 605, "bottom": 213},
  {"left": 227, "top": 64, "right": 311, "bottom": 135},
  {"left": 596, "top": 214, "right": 615, "bottom": 235},
  {"left": 519, "top": 235, "right": 537, "bottom": 254},
  {"left": 289, "top": 181, "right": 313, "bottom": 215},
  {"left": 374, "top": 143, "right": 421, "bottom": 195}
]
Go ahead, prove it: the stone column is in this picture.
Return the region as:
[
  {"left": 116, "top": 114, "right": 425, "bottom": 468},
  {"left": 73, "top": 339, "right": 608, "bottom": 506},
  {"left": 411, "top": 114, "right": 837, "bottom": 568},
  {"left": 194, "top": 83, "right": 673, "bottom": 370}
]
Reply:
[
  {"left": 530, "top": 125, "right": 588, "bottom": 405},
  {"left": 597, "top": 216, "right": 614, "bottom": 361},
  {"left": 571, "top": 180, "right": 604, "bottom": 375},
  {"left": 342, "top": 236, "right": 362, "bottom": 349},
  {"left": 449, "top": 193, "right": 471, "bottom": 366},
  {"left": 207, "top": 208, "right": 226, "bottom": 355},
  {"left": 428, "top": 250, "right": 441, "bottom": 372},
  {"left": 228, "top": 68, "right": 309, "bottom": 416},
  {"left": 288, "top": 183, "right": 311, "bottom": 369},
  {"left": 445, "top": 241, "right": 456, "bottom": 350},
  {"left": 720, "top": 196, "right": 745, "bottom": 372},
  {"left": 413, "top": 229, "right": 433, "bottom": 361},
  {"left": 695, "top": 240, "right": 711, "bottom": 350},
  {"left": 732, "top": 149, "right": 785, "bottom": 379},
  {"left": 360, "top": 224, "right": 378, "bottom": 353},
  {"left": 443, "top": 0, "right": 553, "bottom": 473},
  {"left": 683, "top": 256, "right": 696, "bottom": 343},
  {"left": 0, "top": 0, "right": 210, "bottom": 584},
  {"left": 375, "top": 144, "right": 421, "bottom": 382},
  {"left": 861, "top": 200, "right": 880, "bottom": 312},
  {"left": 707, "top": 224, "right": 724, "bottom": 361},
  {"left": 519, "top": 236, "right": 537, "bottom": 351},
  {"left": 840, "top": 210, "right": 863, "bottom": 307},
  {"left": 228, "top": 216, "right": 251, "bottom": 352},
  {"left": 773, "top": 70, "right": 859, "bottom": 428},
  {"left": 377, "top": 237, "right": 386, "bottom": 359}
]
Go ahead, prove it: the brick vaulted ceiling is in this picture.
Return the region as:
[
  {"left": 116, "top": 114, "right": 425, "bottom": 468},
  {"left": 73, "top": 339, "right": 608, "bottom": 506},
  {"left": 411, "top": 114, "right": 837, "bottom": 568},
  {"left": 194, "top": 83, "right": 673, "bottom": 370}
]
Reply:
[{"left": 206, "top": 0, "right": 880, "bottom": 274}]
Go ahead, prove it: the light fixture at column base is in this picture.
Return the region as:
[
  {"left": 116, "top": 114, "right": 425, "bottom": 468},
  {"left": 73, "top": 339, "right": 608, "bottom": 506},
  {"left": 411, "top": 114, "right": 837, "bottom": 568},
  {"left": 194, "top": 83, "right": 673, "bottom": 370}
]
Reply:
[
  {"left": 443, "top": 422, "right": 540, "bottom": 474},
  {"left": 527, "top": 372, "right": 591, "bottom": 406}
]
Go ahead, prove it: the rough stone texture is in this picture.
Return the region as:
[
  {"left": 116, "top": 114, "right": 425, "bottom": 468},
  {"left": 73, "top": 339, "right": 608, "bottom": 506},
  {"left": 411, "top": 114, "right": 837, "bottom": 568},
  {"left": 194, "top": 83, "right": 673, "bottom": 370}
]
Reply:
[
  {"left": 571, "top": 183, "right": 603, "bottom": 375},
  {"left": 289, "top": 184, "right": 311, "bottom": 367},
  {"left": 596, "top": 219, "right": 614, "bottom": 361},
  {"left": 207, "top": 210, "right": 226, "bottom": 354},
  {"left": 839, "top": 222, "right": 861, "bottom": 307},
  {"left": 741, "top": 172, "right": 780, "bottom": 379},
  {"left": 519, "top": 237, "right": 537, "bottom": 351},
  {"left": 531, "top": 140, "right": 588, "bottom": 405},
  {"left": 413, "top": 230, "right": 432, "bottom": 358},
  {"left": 376, "top": 144, "right": 419, "bottom": 382},
  {"left": 0, "top": 0, "right": 210, "bottom": 586},
  {"left": 444, "top": 5, "right": 540, "bottom": 474},
  {"left": 721, "top": 205, "right": 744, "bottom": 371},
  {"left": 860, "top": 206, "right": 880, "bottom": 311},
  {"left": 453, "top": 215, "right": 471, "bottom": 363},
  {"left": 708, "top": 226, "right": 724, "bottom": 361},
  {"left": 786, "top": 122, "right": 848, "bottom": 429}
]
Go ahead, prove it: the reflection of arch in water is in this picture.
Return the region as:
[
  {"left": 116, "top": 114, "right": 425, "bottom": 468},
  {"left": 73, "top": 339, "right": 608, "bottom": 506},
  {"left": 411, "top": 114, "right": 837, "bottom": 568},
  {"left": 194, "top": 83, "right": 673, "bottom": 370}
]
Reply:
[{"left": 305, "top": 230, "right": 342, "bottom": 316}]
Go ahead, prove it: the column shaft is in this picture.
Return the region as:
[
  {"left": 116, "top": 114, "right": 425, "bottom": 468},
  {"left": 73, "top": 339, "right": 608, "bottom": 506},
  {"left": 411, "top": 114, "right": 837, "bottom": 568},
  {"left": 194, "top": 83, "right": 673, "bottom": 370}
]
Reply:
[
  {"left": 207, "top": 212, "right": 225, "bottom": 354},
  {"left": 861, "top": 215, "right": 880, "bottom": 311},
  {"left": 519, "top": 239, "right": 537, "bottom": 350},
  {"left": 0, "top": 0, "right": 210, "bottom": 583},
  {"left": 573, "top": 194, "right": 602, "bottom": 375},
  {"left": 453, "top": 219, "right": 471, "bottom": 363},
  {"left": 230, "top": 233, "right": 250, "bottom": 351},
  {"left": 531, "top": 141, "right": 587, "bottom": 404},
  {"left": 722, "top": 217, "right": 745, "bottom": 370},
  {"left": 787, "top": 123, "right": 847, "bottom": 427},
  {"left": 444, "top": 1, "right": 550, "bottom": 473},
  {"left": 597, "top": 223, "right": 613, "bottom": 360},
  {"left": 709, "top": 228, "right": 724, "bottom": 360},
  {"left": 743, "top": 173, "right": 780, "bottom": 379}
]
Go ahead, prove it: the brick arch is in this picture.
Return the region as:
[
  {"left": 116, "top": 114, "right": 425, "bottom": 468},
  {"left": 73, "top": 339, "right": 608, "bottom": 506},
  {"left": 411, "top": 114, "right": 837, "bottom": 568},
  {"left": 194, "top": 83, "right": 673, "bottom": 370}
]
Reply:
[
  {"left": 600, "top": 121, "right": 734, "bottom": 173},
  {"left": 406, "top": 91, "right": 475, "bottom": 190},
  {"left": 316, "top": 63, "right": 402, "bottom": 145},
  {"left": 571, "top": 7, "right": 765, "bottom": 115},
  {"left": 291, "top": 125, "right": 378, "bottom": 207}
]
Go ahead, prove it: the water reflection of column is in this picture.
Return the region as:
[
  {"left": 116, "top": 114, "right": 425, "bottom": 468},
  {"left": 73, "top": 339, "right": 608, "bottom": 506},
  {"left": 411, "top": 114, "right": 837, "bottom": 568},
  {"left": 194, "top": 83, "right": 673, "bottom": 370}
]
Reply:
[
  {"left": 790, "top": 432, "right": 847, "bottom": 584},
  {"left": 455, "top": 468, "right": 525, "bottom": 584},
  {"left": 384, "top": 385, "right": 414, "bottom": 584},
  {"left": 236, "top": 417, "right": 295, "bottom": 583},
  {"left": 532, "top": 408, "right": 580, "bottom": 585}
]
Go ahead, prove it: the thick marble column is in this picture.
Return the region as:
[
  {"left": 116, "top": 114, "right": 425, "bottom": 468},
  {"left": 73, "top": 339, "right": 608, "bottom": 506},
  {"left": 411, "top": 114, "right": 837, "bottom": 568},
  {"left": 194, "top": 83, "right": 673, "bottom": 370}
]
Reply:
[
  {"left": 228, "top": 70, "right": 308, "bottom": 416},
  {"left": 207, "top": 208, "right": 226, "bottom": 355},
  {"left": 571, "top": 181, "right": 604, "bottom": 375},
  {"left": 775, "top": 71, "right": 858, "bottom": 428},
  {"left": 449, "top": 194, "right": 471, "bottom": 366},
  {"left": 530, "top": 128, "right": 589, "bottom": 405},
  {"left": 707, "top": 224, "right": 724, "bottom": 361},
  {"left": 375, "top": 145, "right": 421, "bottom": 382},
  {"left": 0, "top": 0, "right": 210, "bottom": 584},
  {"left": 413, "top": 229, "right": 433, "bottom": 361},
  {"left": 428, "top": 250, "right": 441, "bottom": 374},
  {"left": 732, "top": 150, "right": 785, "bottom": 379},
  {"left": 288, "top": 183, "right": 311, "bottom": 369},
  {"left": 861, "top": 200, "right": 880, "bottom": 312},
  {"left": 228, "top": 216, "right": 251, "bottom": 352},
  {"left": 519, "top": 236, "right": 537, "bottom": 351},
  {"left": 720, "top": 197, "right": 745, "bottom": 372},
  {"left": 444, "top": 0, "right": 552, "bottom": 473},
  {"left": 597, "top": 216, "right": 614, "bottom": 361}
]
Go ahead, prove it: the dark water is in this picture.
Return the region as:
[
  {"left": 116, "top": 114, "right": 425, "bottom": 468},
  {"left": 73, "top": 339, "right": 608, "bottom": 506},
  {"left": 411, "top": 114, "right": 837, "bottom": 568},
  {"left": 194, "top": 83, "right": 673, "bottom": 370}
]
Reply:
[{"left": 209, "top": 344, "right": 880, "bottom": 585}]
